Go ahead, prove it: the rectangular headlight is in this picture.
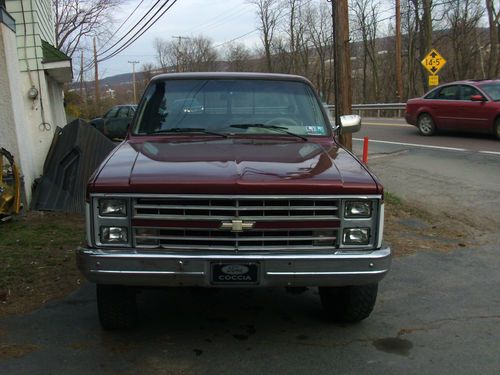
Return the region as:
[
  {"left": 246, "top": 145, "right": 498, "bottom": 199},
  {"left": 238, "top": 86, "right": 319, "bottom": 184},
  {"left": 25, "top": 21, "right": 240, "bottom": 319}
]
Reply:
[
  {"left": 343, "top": 228, "right": 370, "bottom": 245},
  {"left": 99, "top": 198, "right": 127, "bottom": 217},
  {"left": 101, "top": 226, "right": 128, "bottom": 244},
  {"left": 344, "top": 201, "right": 372, "bottom": 218}
]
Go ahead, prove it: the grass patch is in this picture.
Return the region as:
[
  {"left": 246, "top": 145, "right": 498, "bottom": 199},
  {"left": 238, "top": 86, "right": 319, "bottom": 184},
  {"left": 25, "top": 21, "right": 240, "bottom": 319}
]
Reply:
[
  {"left": 0, "top": 212, "right": 84, "bottom": 317},
  {"left": 384, "top": 191, "right": 470, "bottom": 257}
]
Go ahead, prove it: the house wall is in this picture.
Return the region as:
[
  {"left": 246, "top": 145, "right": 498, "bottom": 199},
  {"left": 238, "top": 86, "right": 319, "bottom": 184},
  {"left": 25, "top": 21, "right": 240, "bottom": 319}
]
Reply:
[
  {"left": 0, "top": 20, "right": 36, "bottom": 201},
  {"left": 2, "top": 0, "right": 68, "bottom": 203}
]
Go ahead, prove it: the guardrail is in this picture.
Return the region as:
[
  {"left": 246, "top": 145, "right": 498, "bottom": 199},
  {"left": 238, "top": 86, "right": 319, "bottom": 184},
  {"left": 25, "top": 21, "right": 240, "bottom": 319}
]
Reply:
[{"left": 326, "top": 103, "right": 406, "bottom": 117}]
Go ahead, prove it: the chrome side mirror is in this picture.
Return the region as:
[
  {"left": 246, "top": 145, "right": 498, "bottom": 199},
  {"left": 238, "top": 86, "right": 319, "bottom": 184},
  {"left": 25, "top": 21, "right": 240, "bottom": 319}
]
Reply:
[{"left": 339, "top": 114, "right": 362, "bottom": 134}]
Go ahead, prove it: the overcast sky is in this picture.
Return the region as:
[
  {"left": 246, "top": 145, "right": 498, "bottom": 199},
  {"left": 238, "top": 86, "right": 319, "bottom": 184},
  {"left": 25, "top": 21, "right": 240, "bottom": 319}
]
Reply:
[{"left": 98, "top": 0, "right": 266, "bottom": 77}]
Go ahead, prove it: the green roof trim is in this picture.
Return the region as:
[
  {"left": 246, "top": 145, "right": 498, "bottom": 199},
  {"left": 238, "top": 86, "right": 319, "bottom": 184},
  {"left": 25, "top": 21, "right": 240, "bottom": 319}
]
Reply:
[{"left": 41, "top": 40, "right": 71, "bottom": 63}]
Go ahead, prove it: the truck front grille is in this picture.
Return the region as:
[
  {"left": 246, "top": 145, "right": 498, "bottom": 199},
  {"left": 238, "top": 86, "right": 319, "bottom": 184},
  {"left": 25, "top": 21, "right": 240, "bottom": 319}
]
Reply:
[
  {"left": 132, "top": 196, "right": 340, "bottom": 252},
  {"left": 133, "top": 196, "right": 339, "bottom": 221}
]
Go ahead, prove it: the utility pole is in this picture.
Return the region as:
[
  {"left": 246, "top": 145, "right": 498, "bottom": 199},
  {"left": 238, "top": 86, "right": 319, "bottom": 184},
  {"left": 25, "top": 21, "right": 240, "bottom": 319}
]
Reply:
[
  {"left": 93, "top": 37, "right": 100, "bottom": 112},
  {"left": 128, "top": 60, "right": 140, "bottom": 103},
  {"left": 395, "top": 0, "right": 403, "bottom": 102},
  {"left": 330, "top": 0, "right": 353, "bottom": 150},
  {"left": 172, "top": 36, "right": 190, "bottom": 72}
]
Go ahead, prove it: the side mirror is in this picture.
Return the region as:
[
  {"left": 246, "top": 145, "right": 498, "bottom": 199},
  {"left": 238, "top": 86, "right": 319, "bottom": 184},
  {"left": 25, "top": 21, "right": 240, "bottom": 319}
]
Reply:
[
  {"left": 470, "top": 95, "right": 486, "bottom": 102},
  {"left": 339, "top": 114, "right": 362, "bottom": 134}
]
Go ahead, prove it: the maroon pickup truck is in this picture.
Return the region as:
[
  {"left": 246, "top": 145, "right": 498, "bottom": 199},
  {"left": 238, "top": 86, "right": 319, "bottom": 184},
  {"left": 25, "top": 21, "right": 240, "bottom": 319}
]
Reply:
[{"left": 77, "top": 73, "right": 391, "bottom": 329}]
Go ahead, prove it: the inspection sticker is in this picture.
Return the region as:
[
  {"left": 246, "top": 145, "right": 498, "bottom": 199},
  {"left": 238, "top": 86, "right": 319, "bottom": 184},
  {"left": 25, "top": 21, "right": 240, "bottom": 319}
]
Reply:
[{"left": 306, "top": 126, "right": 326, "bottom": 135}]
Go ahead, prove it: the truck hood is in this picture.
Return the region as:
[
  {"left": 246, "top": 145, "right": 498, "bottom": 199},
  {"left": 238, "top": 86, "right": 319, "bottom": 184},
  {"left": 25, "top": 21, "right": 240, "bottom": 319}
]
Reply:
[{"left": 91, "top": 138, "right": 380, "bottom": 195}]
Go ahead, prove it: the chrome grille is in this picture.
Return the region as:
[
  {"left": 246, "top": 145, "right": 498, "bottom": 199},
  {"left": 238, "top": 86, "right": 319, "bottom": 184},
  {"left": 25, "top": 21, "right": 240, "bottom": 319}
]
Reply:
[
  {"left": 134, "top": 228, "right": 338, "bottom": 251},
  {"left": 133, "top": 197, "right": 339, "bottom": 221},
  {"left": 132, "top": 196, "right": 340, "bottom": 252}
]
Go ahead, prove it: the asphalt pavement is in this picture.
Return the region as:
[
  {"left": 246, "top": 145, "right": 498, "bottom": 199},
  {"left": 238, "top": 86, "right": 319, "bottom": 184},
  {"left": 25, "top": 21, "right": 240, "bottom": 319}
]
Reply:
[
  {"left": 1, "top": 245, "right": 499, "bottom": 374},
  {"left": 1, "top": 118, "right": 499, "bottom": 374}
]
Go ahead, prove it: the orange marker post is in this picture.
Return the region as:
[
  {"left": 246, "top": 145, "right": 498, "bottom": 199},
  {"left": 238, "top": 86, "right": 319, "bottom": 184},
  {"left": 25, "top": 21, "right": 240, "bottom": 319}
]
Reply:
[{"left": 362, "top": 137, "right": 369, "bottom": 164}]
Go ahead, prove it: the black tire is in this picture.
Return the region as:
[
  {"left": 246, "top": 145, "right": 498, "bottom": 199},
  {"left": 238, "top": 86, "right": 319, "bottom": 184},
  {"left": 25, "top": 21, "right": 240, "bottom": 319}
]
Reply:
[
  {"left": 96, "top": 284, "right": 137, "bottom": 330},
  {"left": 417, "top": 113, "right": 436, "bottom": 136},
  {"left": 494, "top": 118, "right": 500, "bottom": 140},
  {"left": 319, "top": 284, "right": 378, "bottom": 323}
]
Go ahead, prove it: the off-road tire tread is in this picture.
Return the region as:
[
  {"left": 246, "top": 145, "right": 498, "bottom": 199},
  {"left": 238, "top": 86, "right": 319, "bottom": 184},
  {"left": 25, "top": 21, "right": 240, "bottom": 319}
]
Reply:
[
  {"left": 96, "top": 285, "right": 137, "bottom": 330},
  {"left": 319, "top": 284, "right": 378, "bottom": 323}
]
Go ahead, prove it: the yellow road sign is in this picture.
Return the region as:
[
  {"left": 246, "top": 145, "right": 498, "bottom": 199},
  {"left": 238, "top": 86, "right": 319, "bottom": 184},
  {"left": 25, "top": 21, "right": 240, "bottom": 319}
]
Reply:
[
  {"left": 421, "top": 49, "right": 446, "bottom": 75},
  {"left": 429, "top": 75, "right": 439, "bottom": 86}
]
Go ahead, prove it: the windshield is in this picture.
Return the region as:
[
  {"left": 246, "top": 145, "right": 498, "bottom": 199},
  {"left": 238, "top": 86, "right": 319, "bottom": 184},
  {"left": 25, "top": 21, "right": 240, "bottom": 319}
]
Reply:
[
  {"left": 479, "top": 82, "right": 500, "bottom": 101},
  {"left": 133, "top": 79, "right": 329, "bottom": 137}
]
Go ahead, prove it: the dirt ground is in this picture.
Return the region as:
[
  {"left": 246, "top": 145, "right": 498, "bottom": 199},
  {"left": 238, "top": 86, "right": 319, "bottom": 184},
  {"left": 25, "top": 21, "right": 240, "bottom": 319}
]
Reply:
[{"left": 0, "top": 197, "right": 472, "bottom": 318}]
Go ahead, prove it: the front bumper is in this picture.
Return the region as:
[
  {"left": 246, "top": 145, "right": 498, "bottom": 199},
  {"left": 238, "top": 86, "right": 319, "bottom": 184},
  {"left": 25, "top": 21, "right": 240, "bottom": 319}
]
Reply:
[{"left": 77, "top": 247, "right": 391, "bottom": 287}]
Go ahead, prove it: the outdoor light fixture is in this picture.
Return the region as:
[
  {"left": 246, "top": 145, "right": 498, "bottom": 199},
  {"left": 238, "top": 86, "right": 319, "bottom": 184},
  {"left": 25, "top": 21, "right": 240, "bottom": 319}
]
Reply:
[{"left": 27, "top": 86, "right": 38, "bottom": 100}]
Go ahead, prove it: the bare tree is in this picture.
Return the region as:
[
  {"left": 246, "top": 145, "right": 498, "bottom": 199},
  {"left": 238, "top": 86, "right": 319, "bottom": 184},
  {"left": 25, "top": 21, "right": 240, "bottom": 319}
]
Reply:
[
  {"left": 249, "top": 0, "right": 281, "bottom": 72},
  {"left": 485, "top": 0, "right": 499, "bottom": 77},
  {"left": 53, "top": 0, "right": 120, "bottom": 57},
  {"left": 445, "top": 0, "right": 484, "bottom": 80},
  {"left": 225, "top": 43, "right": 252, "bottom": 71},
  {"left": 304, "top": 2, "right": 332, "bottom": 102},
  {"left": 350, "top": 0, "right": 382, "bottom": 102},
  {"left": 153, "top": 36, "right": 218, "bottom": 72}
]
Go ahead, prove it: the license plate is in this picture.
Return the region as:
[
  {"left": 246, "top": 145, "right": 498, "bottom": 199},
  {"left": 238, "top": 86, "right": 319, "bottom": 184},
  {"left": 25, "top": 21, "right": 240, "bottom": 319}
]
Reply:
[{"left": 211, "top": 263, "right": 259, "bottom": 285}]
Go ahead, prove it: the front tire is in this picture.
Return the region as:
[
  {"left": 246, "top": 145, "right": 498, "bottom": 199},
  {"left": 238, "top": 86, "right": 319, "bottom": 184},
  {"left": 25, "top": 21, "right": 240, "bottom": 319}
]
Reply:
[
  {"left": 417, "top": 113, "right": 436, "bottom": 136},
  {"left": 319, "top": 284, "right": 378, "bottom": 323},
  {"left": 96, "top": 284, "right": 138, "bottom": 330}
]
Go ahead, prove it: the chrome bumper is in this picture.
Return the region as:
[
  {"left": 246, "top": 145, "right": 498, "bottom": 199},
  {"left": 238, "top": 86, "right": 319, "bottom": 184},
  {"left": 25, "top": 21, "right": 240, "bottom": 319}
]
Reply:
[{"left": 76, "top": 247, "right": 391, "bottom": 287}]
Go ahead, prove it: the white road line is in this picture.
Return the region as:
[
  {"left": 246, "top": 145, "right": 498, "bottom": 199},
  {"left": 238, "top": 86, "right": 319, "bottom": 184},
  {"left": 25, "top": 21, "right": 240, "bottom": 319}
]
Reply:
[
  {"left": 353, "top": 138, "right": 500, "bottom": 155},
  {"left": 363, "top": 122, "right": 411, "bottom": 127},
  {"left": 353, "top": 138, "right": 468, "bottom": 151},
  {"left": 479, "top": 150, "right": 500, "bottom": 156}
]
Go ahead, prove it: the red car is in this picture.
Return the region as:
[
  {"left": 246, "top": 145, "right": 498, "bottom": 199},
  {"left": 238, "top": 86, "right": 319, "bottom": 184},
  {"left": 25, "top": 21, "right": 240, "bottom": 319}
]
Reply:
[{"left": 405, "top": 79, "right": 500, "bottom": 139}]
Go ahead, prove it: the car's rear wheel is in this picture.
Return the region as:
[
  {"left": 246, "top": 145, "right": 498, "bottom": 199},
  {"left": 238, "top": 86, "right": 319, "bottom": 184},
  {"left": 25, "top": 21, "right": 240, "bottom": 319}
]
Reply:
[
  {"left": 96, "top": 284, "right": 137, "bottom": 330},
  {"left": 494, "top": 118, "right": 500, "bottom": 140},
  {"left": 319, "top": 284, "right": 378, "bottom": 323},
  {"left": 417, "top": 113, "right": 436, "bottom": 136}
]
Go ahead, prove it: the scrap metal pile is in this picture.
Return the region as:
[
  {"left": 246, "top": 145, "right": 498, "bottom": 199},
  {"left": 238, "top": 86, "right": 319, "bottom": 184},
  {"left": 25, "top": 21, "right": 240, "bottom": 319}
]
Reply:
[{"left": 0, "top": 148, "right": 21, "bottom": 221}]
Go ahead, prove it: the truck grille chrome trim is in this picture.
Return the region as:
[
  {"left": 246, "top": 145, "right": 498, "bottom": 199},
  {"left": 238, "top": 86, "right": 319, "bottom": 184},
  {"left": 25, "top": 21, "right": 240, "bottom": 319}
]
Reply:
[
  {"left": 134, "top": 228, "right": 338, "bottom": 251},
  {"left": 133, "top": 197, "right": 340, "bottom": 221}
]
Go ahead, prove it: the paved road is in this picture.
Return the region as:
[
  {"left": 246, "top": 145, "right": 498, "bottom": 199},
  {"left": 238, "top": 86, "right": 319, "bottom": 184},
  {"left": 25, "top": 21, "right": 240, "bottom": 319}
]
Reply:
[
  {"left": 1, "top": 245, "right": 500, "bottom": 374},
  {"left": 353, "top": 117, "right": 500, "bottom": 234},
  {"left": 1, "top": 118, "right": 499, "bottom": 374},
  {"left": 356, "top": 117, "right": 500, "bottom": 154}
]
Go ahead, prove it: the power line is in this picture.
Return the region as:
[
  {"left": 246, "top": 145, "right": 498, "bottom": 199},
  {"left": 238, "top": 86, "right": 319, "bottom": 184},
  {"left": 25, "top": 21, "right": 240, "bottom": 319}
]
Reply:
[
  {"left": 97, "top": 0, "right": 166, "bottom": 58},
  {"left": 83, "top": 0, "right": 178, "bottom": 72},
  {"left": 98, "top": 0, "right": 178, "bottom": 63},
  {"left": 97, "top": 0, "right": 148, "bottom": 53},
  {"left": 213, "top": 0, "right": 315, "bottom": 49}
]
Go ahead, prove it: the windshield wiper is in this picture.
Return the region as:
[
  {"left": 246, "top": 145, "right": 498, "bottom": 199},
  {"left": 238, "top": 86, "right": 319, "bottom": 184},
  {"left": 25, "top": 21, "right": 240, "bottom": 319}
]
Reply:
[
  {"left": 149, "top": 127, "right": 227, "bottom": 138},
  {"left": 229, "top": 123, "right": 307, "bottom": 141}
]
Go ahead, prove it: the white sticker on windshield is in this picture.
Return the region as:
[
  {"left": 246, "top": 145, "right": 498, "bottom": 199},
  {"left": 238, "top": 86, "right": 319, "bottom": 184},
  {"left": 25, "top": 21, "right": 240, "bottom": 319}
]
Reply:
[{"left": 306, "top": 126, "right": 326, "bottom": 135}]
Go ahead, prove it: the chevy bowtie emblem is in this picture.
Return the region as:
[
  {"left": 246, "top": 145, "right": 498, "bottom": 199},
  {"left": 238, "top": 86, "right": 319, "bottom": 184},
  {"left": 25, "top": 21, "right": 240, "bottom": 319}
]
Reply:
[{"left": 220, "top": 219, "right": 255, "bottom": 232}]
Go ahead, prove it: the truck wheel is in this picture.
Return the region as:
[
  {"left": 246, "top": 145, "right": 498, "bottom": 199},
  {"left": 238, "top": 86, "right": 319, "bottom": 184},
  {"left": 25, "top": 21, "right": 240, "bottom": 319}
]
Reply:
[
  {"left": 319, "top": 284, "right": 378, "bottom": 323},
  {"left": 417, "top": 113, "right": 435, "bottom": 136},
  {"left": 96, "top": 284, "right": 137, "bottom": 330}
]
